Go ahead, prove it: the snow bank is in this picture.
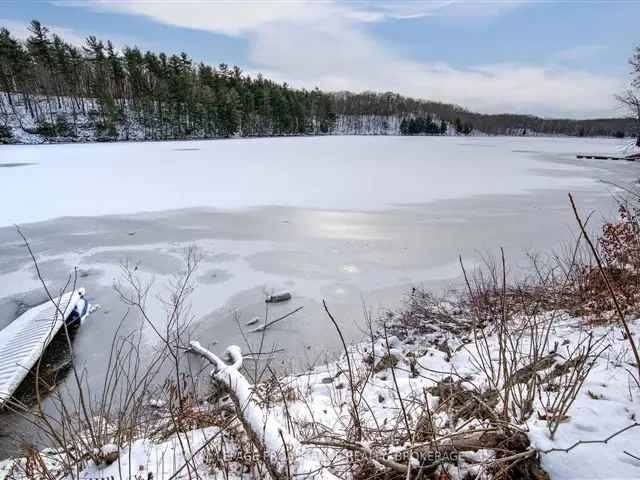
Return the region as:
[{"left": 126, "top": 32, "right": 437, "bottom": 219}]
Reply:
[{"left": 1, "top": 309, "right": 639, "bottom": 479}]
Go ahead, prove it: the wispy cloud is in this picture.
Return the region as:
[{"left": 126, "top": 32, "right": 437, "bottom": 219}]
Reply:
[
  {"left": 553, "top": 45, "right": 607, "bottom": 62},
  {"left": 59, "top": 0, "right": 334, "bottom": 36},
  {"left": 344, "top": 1, "right": 454, "bottom": 21},
  {"left": 56, "top": 0, "right": 525, "bottom": 35},
  {"left": 438, "top": 0, "right": 531, "bottom": 22}
]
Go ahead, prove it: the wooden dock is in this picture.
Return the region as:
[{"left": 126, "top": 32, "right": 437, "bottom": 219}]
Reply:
[
  {"left": 577, "top": 154, "right": 639, "bottom": 161},
  {"left": 0, "top": 289, "right": 85, "bottom": 409}
]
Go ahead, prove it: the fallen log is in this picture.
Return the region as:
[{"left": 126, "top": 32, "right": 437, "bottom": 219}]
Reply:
[
  {"left": 266, "top": 291, "right": 292, "bottom": 303},
  {"left": 305, "top": 429, "right": 546, "bottom": 478}
]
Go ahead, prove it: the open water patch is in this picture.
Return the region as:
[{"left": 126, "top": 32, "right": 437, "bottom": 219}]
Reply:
[{"left": 0, "top": 162, "right": 36, "bottom": 168}]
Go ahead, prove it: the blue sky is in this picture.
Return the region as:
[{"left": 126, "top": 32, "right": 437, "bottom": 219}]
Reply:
[{"left": 1, "top": 0, "right": 638, "bottom": 118}]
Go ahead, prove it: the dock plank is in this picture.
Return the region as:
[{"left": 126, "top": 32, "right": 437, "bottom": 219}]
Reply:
[{"left": 0, "top": 289, "right": 84, "bottom": 408}]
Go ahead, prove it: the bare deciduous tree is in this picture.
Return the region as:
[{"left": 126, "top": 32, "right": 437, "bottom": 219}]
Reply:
[{"left": 617, "top": 45, "right": 640, "bottom": 147}]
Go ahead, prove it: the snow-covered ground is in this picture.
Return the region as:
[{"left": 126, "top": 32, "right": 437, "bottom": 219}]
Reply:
[{"left": 1, "top": 309, "right": 638, "bottom": 479}]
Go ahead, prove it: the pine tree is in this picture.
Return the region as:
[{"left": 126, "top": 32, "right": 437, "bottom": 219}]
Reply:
[
  {"left": 454, "top": 117, "right": 463, "bottom": 135},
  {"left": 400, "top": 118, "right": 407, "bottom": 135}
]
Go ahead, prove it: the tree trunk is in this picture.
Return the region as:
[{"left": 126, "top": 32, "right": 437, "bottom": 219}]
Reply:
[{"left": 636, "top": 106, "right": 640, "bottom": 147}]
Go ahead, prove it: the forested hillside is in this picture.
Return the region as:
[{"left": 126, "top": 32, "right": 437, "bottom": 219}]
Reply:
[{"left": 0, "top": 21, "right": 636, "bottom": 144}]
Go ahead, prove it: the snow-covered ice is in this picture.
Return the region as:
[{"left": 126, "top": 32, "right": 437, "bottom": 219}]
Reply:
[{"left": 0, "top": 136, "right": 633, "bottom": 226}]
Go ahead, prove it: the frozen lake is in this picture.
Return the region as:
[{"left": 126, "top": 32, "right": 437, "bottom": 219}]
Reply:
[
  {"left": 0, "top": 135, "right": 634, "bottom": 225},
  {"left": 0, "top": 135, "right": 638, "bottom": 454}
]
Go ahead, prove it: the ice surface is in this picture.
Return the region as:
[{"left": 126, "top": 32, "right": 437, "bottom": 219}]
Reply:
[{"left": 0, "top": 136, "right": 631, "bottom": 226}]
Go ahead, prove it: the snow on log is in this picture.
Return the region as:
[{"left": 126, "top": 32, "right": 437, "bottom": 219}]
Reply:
[
  {"left": 189, "top": 341, "right": 296, "bottom": 479},
  {"left": 189, "top": 341, "right": 338, "bottom": 479}
]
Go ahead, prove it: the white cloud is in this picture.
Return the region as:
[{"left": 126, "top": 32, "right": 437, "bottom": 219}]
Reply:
[
  {"left": 58, "top": 0, "right": 622, "bottom": 118},
  {"left": 250, "top": 19, "right": 622, "bottom": 118},
  {"left": 60, "top": 0, "right": 518, "bottom": 35},
  {"left": 66, "top": 0, "right": 337, "bottom": 36}
]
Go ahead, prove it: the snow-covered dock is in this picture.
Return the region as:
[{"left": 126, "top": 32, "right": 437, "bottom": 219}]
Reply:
[
  {"left": 0, "top": 289, "right": 87, "bottom": 409},
  {"left": 577, "top": 153, "right": 639, "bottom": 161}
]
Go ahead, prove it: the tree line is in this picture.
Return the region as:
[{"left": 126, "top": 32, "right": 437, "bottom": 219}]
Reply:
[
  {"left": 0, "top": 21, "right": 337, "bottom": 141},
  {"left": 0, "top": 20, "right": 637, "bottom": 143},
  {"left": 333, "top": 91, "right": 636, "bottom": 138}
]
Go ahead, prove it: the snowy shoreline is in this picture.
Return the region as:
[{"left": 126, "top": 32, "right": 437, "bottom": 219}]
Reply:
[
  {"left": 1, "top": 301, "right": 638, "bottom": 480},
  {"left": 1, "top": 130, "right": 635, "bottom": 147},
  {"left": 1, "top": 207, "right": 640, "bottom": 479},
  {"left": 2, "top": 91, "right": 638, "bottom": 147}
]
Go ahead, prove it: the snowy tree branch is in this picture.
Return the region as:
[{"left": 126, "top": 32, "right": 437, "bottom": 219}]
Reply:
[{"left": 188, "top": 341, "right": 339, "bottom": 480}]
